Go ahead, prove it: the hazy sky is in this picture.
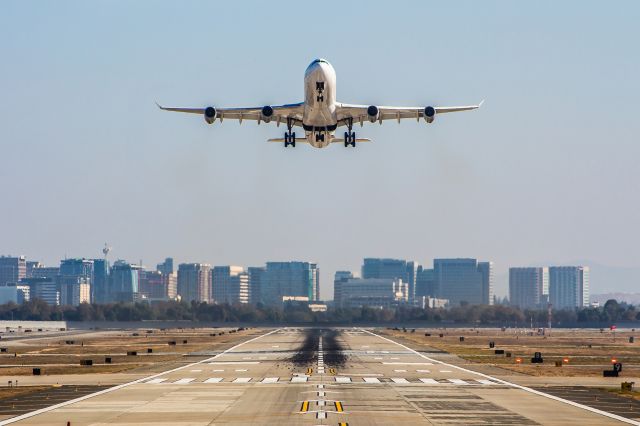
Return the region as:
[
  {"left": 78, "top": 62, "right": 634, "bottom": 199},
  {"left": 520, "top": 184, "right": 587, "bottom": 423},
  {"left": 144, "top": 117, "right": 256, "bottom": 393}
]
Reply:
[{"left": 1, "top": 1, "right": 639, "bottom": 298}]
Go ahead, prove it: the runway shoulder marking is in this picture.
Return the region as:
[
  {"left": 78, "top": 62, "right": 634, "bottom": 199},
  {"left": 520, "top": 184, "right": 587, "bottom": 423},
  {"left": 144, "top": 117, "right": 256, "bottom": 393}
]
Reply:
[{"left": 204, "top": 377, "right": 223, "bottom": 383}]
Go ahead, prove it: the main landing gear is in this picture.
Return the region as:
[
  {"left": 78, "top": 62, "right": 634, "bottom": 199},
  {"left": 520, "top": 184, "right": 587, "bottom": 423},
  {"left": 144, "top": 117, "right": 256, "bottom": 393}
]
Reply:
[
  {"left": 284, "top": 118, "right": 295, "bottom": 147},
  {"left": 344, "top": 118, "right": 356, "bottom": 147}
]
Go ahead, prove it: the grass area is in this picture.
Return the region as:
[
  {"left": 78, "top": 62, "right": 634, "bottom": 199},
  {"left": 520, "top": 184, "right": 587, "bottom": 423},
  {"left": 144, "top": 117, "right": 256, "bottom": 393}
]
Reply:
[
  {"left": 382, "top": 327, "right": 640, "bottom": 377},
  {"left": 0, "top": 327, "right": 257, "bottom": 376},
  {"left": 0, "top": 386, "right": 51, "bottom": 400}
]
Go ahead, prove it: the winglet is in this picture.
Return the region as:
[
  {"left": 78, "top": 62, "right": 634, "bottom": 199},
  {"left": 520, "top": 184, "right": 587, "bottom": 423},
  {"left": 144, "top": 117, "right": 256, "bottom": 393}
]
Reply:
[
  {"left": 478, "top": 99, "right": 485, "bottom": 107},
  {"left": 155, "top": 101, "right": 166, "bottom": 110}
]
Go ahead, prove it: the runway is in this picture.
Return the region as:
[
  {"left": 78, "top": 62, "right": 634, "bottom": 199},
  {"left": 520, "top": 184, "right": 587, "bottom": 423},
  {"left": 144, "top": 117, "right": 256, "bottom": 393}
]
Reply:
[{"left": 2, "top": 328, "right": 637, "bottom": 425}]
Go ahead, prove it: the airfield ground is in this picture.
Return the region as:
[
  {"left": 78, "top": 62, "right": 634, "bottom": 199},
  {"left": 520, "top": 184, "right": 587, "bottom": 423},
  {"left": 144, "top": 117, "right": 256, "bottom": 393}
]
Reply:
[{"left": 0, "top": 326, "right": 637, "bottom": 425}]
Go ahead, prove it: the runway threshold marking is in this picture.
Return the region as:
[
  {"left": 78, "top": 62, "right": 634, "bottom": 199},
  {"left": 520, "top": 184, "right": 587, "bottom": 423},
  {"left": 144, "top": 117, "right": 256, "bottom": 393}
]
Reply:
[
  {"left": 0, "top": 328, "right": 282, "bottom": 426},
  {"left": 361, "top": 328, "right": 640, "bottom": 426}
]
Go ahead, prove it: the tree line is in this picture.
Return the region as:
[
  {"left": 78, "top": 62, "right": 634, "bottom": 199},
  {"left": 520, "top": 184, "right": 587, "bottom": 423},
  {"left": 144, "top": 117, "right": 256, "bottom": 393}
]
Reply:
[{"left": 0, "top": 298, "right": 637, "bottom": 325}]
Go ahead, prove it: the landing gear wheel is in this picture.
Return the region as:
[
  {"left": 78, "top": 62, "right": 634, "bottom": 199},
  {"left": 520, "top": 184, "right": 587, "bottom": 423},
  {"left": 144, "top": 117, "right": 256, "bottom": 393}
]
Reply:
[
  {"left": 344, "top": 132, "right": 350, "bottom": 147},
  {"left": 291, "top": 132, "right": 296, "bottom": 147},
  {"left": 284, "top": 133, "right": 290, "bottom": 147}
]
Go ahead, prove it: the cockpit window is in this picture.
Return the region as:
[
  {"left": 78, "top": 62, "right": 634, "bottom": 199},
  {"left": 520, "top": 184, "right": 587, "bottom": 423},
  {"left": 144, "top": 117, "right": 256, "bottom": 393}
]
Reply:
[{"left": 312, "top": 58, "right": 328, "bottom": 64}]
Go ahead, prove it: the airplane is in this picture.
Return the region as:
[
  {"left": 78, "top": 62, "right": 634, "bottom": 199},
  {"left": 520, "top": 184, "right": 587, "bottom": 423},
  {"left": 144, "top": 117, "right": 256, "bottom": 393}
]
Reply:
[{"left": 157, "top": 58, "right": 482, "bottom": 149}]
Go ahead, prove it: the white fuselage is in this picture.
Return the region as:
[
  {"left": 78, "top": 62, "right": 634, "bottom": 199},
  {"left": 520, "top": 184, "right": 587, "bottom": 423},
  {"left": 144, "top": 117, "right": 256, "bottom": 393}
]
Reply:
[{"left": 303, "top": 59, "right": 337, "bottom": 148}]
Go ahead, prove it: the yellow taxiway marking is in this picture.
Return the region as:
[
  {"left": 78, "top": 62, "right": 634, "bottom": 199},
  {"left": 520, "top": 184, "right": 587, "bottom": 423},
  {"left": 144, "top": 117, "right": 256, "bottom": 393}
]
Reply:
[
  {"left": 307, "top": 367, "right": 313, "bottom": 375},
  {"left": 300, "top": 401, "right": 309, "bottom": 412},
  {"left": 335, "top": 401, "right": 344, "bottom": 412},
  {"left": 339, "top": 423, "right": 349, "bottom": 426},
  {"left": 329, "top": 368, "right": 337, "bottom": 375}
]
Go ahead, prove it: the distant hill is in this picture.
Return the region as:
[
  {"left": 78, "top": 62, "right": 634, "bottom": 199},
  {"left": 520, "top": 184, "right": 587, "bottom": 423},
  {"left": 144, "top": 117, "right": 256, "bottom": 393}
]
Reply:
[{"left": 591, "top": 293, "right": 640, "bottom": 305}]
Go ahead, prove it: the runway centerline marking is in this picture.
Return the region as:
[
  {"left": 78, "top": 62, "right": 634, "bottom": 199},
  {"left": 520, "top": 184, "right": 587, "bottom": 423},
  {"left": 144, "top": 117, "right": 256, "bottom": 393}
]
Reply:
[
  {"left": 361, "top": 328, "right": 640, "bottom": 426},
  {"left": 0, "top": 328, "right": 281, "bottom": 426}
]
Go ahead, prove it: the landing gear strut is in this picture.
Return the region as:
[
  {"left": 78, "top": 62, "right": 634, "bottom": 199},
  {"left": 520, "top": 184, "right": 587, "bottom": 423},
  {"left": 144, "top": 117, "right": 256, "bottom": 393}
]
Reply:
[
  {"left": 344, "top": 118, "right": 356, "bottom": 147},
  {"left": 284, "top": 118, "right": 295, "bottom": 147}
]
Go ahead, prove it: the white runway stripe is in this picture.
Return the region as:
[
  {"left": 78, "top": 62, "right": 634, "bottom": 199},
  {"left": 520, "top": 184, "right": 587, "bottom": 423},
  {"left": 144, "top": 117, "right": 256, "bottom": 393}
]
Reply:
[
  {"left": 145, "top": 378, "right": 166, "bottom": 384},
  {"left": 419, "top": 378, "right": 439, "bottom": 384},
  {"left": 363, "top": 377, "right": 381, "bottom": 383},
  {"left": 233, "top": 377, "right": 251, "bottom": 383},
  {"left": 477, "top": 379, "right": 498, "bottom": 385},
  {"left": 173, "top": 378, "right": 195, "bottom": 384},
  {"left": 291, "top": 376, "right": 308, "bottom": 383},
  {"left": 261, "top": 377, "right": 279, "bottom": 383},
  {"left": 448, "top": 379, "right": 469, "bottom": 385},
  {"left": 335, "top": 377, "right": 351, "bottom": 383},
  {"left": 391, "top": 377, "right": 410, "bottom": 384},
  {"left": 204, "top": 377, "right": 223, "bottom": 383}
]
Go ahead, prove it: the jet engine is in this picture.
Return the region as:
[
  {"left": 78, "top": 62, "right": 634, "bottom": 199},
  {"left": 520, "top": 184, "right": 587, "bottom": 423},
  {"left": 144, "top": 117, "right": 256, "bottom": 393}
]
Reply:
[
  {"left": 367, "top": 105, "right": 379, "bottom": 123},
  {"left": 424, "top": 106, "right": 436, "bottom": 123},
  {"left": 204, "top": 106, "right": 217, "bottom": 124},
  {"left": 261, "top": 105, "right": 274, "bottom": 123}
]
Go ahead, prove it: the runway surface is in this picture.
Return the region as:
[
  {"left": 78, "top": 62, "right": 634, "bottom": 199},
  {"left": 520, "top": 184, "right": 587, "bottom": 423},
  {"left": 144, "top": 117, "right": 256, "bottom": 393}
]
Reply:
[{"left": 2, "top": 328, "right": 638, "bottom": 425}]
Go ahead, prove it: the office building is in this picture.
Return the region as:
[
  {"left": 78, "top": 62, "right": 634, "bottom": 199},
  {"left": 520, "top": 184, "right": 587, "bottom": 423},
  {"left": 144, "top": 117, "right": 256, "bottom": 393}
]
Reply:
[
  {"left": 26, "top": 261, "right": 43, "bottom": 278},
  {"left": 0, "top": 283, "right": 30, "bottom": 304},
  {"left": 333, "top": 271, "right": 354, "bottom": 307},
  {"left": 165, "top": 272, "right": 177, "bottom": 299},
  {"left": 92, "top": 259, "right": 110, "bottom": 304},
  {"left": 139, "top": 270, "right": 168, "bottom": 300},
  {"left": 362, "top": 258, "right": 418, "bottom": 303},
  {"left": 549, "top": 266, "right": 589, "bottom": 309},
  {"left": 60, "top": 258, "right": 94, "bottom": 279},
  {"left": 509, "top": 267, "right": 549, "bottom": 309},
  {"left": 177, "top": 263, "right": 211, "bottom": 303},
  {"left": 0, "top": 256, "right": 26, "bottom": 286},
  {"left": 212, "top": 266, "right": 249, "bottom": 305},
  {"left": 24, "top": 277, "right": 59, "bottom": 306},
  {"left": 433, "top": 258, "right": 494, "bottom": 306},
  {"left": 157, "top": 258, "right": 174, "bottom": 276},
  {"left": 30, "top": 266, "right": 60, "bottom": 280},
  {"left": 263, "top": 262, "right": 319, "bottom": 305},
  {"left": 247, "top": 266, "right": 266, "bottom": 304},
  {"left": 336, "top": 278, "right": 408, "bottom": 308},
  {"left": 60, "top": 276, "right": 90, "bottom": 306},
  {"left": 416, "top": 266, "right": 435, "bottom": 299},
  {"left": 110, "top": 261, "right": 141, "bottom": 302}
]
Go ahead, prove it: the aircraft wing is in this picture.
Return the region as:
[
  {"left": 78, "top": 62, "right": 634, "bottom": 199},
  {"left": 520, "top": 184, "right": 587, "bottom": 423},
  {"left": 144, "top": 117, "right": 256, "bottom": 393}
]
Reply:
[
  {"left": 335, "top": 101, "right": 483, "bottom": 126},
  {"left": 156, "top": 102, "right": 305, "bottom": 126}
]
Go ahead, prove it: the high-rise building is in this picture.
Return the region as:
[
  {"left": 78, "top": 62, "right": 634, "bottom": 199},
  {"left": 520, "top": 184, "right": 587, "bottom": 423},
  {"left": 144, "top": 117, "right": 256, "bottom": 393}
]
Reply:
[
  {"left": 416, "top": 267, "right": 435, "bottom": 299},
  {"left": 212, "top": 266, "right": 249, "bottom": 305},
  {"left": 177, "top": 263, "right": 211, "bottom": 303},
  {"left": 509, "top": 267, "right": 549, "bottom": 309},
  {"left": 59, "top": 258, "right": 93, "bottom": 303},
  {"left": 92, "top": 259, "right": 110, "bottom": 303},
  {"left": 24, "top": 277, "right": 59, "bottom": 306},
  {"left": 30, "top": 266, "right": 60, "bottom": 280},
  {"left": 549, "top": 266, "right": 589, "bottom": 309},
  {"left": 157, "top": 258, "right": 174, "bottom": 276},
  {"left": 165, "top": 272, "right": 177, "bottom": 299},
  {"left": 335, "top": 278, "right": 408, "bottom": 308},
  {"left": 263, "top": 262, "right": 319, "bottom": 305},
  {"left": 0, "top": 256, "right": 27, "bottom": 286},
  {"left": 433, "top": 258, "right": 494, "bottom": 306},
  {"left": 110, "top": 261, "right": 141, "bottom": 302},
  {"left": 247, "top": 266, "right": 266, "bottom": 304},
  {"left": 139, "top": 270, "right": 168, "bottom": 300},
  {"left": 0, "top": 283, "right": 30, "bottom": 304},
  {"left": 60, "top": 276, "right": 90, "bottom": 306},
  {"left": 25, "top": 261, "right": 43, "bottom": 278},
  {"left": 362, "top": 258, "right": 418, "bottom": 303},
  {"left": 333, "top": 271, "right": 354, "bottom": 307}
]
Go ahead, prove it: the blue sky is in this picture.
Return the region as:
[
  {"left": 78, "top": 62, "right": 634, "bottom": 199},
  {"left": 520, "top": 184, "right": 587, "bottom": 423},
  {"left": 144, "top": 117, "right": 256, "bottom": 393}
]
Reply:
[{"left": 1, "top": 1, "right": 639, "bottom": 297}]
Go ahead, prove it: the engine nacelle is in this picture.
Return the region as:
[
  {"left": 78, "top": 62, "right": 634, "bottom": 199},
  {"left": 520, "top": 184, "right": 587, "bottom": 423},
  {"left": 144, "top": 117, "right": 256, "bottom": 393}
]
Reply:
[
  {"left": 367, "top": 105, "right": 379, "bottom": 123},
  {"left": 424, "top": 106, "right": 435, "bottom": 124},
  {"left": 261, "top": 105, "right": 274, "bottom": 123},
  {"left": 204, "top": 106, "right": 217, "bottom": 124}
]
